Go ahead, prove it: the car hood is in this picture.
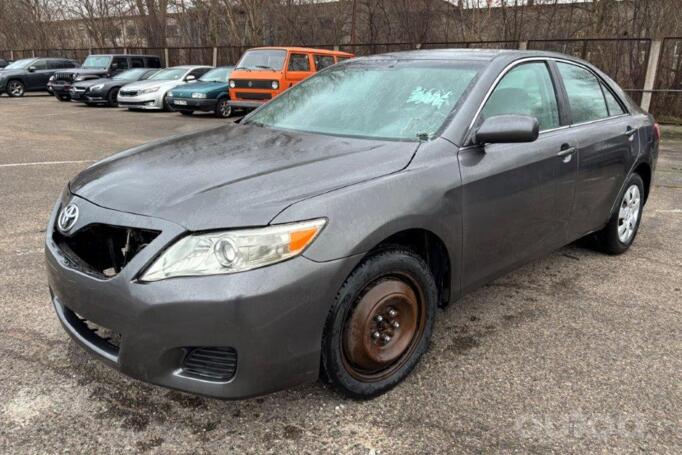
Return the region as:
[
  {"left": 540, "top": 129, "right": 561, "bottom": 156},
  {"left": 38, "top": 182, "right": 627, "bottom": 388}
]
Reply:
[
  {"left": 70, "top": 69, "right": 107, "bottom": 76},
  {"left": 123, "top": 79, "right": 180, "bottom": 91},
  {"left": 0, "top": 69, "right": 25, "bottom": 78},
  {"left": 70, "top": 124, "right": 418, "bottom": 230},
  {"left": 171, "top": 81, "right": 227, "bottom": 96}
]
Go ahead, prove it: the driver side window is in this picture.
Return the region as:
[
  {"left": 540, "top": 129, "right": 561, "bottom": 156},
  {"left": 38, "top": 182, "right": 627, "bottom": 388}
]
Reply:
[{"left": 481, "top": 62, "right": 560, "bottom": 131}]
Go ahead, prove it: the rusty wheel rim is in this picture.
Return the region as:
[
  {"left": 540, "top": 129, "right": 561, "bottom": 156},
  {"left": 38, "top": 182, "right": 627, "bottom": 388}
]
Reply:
[{"left": 342, "top": 274, "right": 426, "bottom": 381}]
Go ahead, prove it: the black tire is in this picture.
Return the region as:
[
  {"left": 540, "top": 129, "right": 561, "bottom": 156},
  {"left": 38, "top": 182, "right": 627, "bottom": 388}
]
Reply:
[
  {"left": 57, "top": 94, "right": 71, "bottom": 102},
  {"left": 321, "top": 247, "right": 437, "bottom": 399},
  {"left": 595, "top": 173, "right": 645, "bottom": 255},
  {"left": 107, "top": 88, "right": 119, "bottom": 107},
  {"left": 7, "top": 79, "right": 24, "bottom": 97},
  {"left": 179, "top": 110, "right": 194, "bottom": 116},
  {"left": 214, "top": 98, "right": 232, "bottom": 118},
  {"left": 162, "top": 94, "right": 171, "bottom": 112}
]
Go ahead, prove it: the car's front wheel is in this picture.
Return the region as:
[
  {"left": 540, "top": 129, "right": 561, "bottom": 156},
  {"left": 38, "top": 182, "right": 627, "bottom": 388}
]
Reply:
[
  {"left": 107, "top": 88, "right": 119, "bottom": 107},
  {"left": 179, "top": 110, "right": 193, "bottom": 116},
  {"left": 56, "top": 94, "right": 71, "bottom": 102},
  {"left": 322, "top": 247, "right": 437, "bottom": 399},
  {"left": 215, "top": 98, "right": 232, "bottom": 118},
  {"left": 596, "top": 173, "right": 644, "bottom": 254},
  {"left": 7, "top": 80, "right": 24, "bottom": 97}
]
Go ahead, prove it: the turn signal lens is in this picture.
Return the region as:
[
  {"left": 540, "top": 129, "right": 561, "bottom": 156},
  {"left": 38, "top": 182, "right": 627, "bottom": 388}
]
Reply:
[{"left": 140, "top": 219, "right": 326, "bottom": 282}]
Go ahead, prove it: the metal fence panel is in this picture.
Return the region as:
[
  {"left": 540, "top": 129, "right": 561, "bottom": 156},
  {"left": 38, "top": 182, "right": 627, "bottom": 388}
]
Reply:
[{"left": 651, "top": 37, "right": 682, "bottom": 122}]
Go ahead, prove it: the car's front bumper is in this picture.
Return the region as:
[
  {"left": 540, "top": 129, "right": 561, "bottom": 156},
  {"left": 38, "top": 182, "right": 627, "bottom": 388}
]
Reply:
[
  {"left": 45, "top": 195, "right": 360, "bottom": 399},
  {"left": 117, "top": 93, "right": 164, "bottom": 109},
  {"left": 228, "top": 100, "right": 265, "bottom": 110},
  {"left": 169, "top": 97, "right": 216, "bottom": 112}
]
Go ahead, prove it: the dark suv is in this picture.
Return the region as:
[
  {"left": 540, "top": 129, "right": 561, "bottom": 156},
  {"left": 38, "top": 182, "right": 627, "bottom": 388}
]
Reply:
[
  {"left": 0, "top": 58, "right": 79, "bottom": 97},
  {"left": 0, "top": 58, "right": 11, "bottom": 68},
  {"left": 50, "top": 54, "right": 162, "bottom": 101}
]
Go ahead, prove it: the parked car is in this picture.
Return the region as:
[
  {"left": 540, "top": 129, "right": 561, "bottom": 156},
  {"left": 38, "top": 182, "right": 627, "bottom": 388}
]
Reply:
[
  {"left": 46, "top": 49, "right": 658, "bottom": 399},
  {"left": 228, "top": 47, "right": 353, "bottom": 111},
  {"left": 50, "top": 54, "right": 161, "bottom": 101},
  {"left": 0, "top": 58, "right": 11, "bottom": 68},
  {"left": 0, "top": 57, "right": 79, "bottom": 97},
  {"left": 69, "top": 68, "right": 159, "bottom": 107},
  {"left": 117, "top": 65, "right": 211, "bottom": 111},
  {"left": 168, "top": 66, "right": 234, "bottom": 118}
]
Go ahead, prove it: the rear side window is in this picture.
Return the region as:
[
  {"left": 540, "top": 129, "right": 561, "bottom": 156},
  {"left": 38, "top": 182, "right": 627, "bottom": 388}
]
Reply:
[
  {"left": 314, "top": 55, "right": 335, "bottom": 71},
  {"left": 47, "top": 60, "right": 62, "bottom": 70},
  {"left": 288, "top": 53, "right": 310, "bottom": 72},
  {"left": 557, "top": 62, "right": 609, "bottom": 124},
  {"left": 481, "top": 62, "right": 560, "bottom": 131},
  {"left": 602, "top": 83, "right": 626, "bottom": 116},
  {"left": 130, "top": 57, "right": 144, "bottom": 68}
]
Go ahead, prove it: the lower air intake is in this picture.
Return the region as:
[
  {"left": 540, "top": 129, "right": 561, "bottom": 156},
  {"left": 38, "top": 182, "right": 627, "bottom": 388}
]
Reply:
[{"left": 181, "top": 347, "right": 237, "bottom": 382}]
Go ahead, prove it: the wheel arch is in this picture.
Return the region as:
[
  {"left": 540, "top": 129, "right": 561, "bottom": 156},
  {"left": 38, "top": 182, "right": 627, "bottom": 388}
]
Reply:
[{"left": 633, "top": 161, "right": 652, "bottom": 204}]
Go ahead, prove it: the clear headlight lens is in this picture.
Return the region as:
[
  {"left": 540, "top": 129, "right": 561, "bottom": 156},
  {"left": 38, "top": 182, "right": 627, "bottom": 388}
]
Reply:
[
  {"left": 191, "top": 92, "right": 206, "bottom": 99},
  {"left": 139, "top": 86, "right": 160, "bottom": 95},
  {"left": 271, "top": 80, "right": 279, "bottom": 90},
  {"left": 229, "top": 80, "right": 236, "bottom": 88},
  {"left": 49, "top": 75, "right": 55, "bottom": 81},
  {"left": 91, "top": 84, "right": 105, "bottom": 91},
  {"left": 140, "top": 219, "right": 326, "bottom": 282}
]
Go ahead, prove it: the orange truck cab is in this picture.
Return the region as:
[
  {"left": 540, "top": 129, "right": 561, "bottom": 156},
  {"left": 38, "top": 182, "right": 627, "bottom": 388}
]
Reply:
[{"left": 228, "top": 47, "right": 354, "bottom": 111}]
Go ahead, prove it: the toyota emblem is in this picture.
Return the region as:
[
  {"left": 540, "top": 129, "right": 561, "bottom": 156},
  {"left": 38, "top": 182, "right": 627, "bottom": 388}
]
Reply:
[{"left": 58, "top": 203, "right": 79, "bottom": 232}]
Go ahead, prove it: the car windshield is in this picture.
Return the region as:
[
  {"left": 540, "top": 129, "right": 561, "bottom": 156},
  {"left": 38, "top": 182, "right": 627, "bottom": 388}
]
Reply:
[
  {"left": 113, "top": 68, "right": 149, "bottom": 80},
  {"left": 5, "top": 58, "right": 35, "bottom": 69},
  {"left": 149, "top": 68, "right": 186, "bottom": 80},
  {"left": 82, "top": 55, "right": 112, "bottom": 69},
  {"left": 245, "top": 59, "right": 482, "bottom": 141},
  {"left": 235, "top": 50, "right": 286, "bottom": 71},
  {"left": 200, "top": 67, "right": 231, "bottom": 82}
]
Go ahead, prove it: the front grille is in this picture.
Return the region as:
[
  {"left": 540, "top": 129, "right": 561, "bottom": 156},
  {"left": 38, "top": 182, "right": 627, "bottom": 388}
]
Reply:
[
  {"left": 54, "top": 71, "right": 76, "bottom": 82},
  {"left": 232, "top": 79, "right": 274, "bottom": 89},
  {"left": 119, "top": 90, "right": 138, "bottom": 97},
  {"left": 181, "top": 347, "right": 237, "bottom": 382},
  {"left": 236, "top": 92, "right": 271, "bottom": 100},
  {"left": 62, "top": 304, "right": 121, "bottom": 355},
  {"left": 54, "top": 224, "right": 160, "bottom": 278}
]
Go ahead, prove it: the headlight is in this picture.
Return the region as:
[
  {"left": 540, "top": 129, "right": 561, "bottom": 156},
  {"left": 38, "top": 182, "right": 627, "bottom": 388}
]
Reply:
[
  {"left": 272, "top": 80, "right": 279, "bottom": 90},
  {"left": 191, "top": 92, "right": 206, "bottom": 99},
  {"left": 91, "top": 83, "right": 104, "bottom": 91},
  {"left": 139, "top": 86, "right": 160, "bottom": 95},
  {"left": 49, "top": 75, "right": 55, "bottom": 82},
  {"left": 229, "top": 80, "right": 236, "bottom": 88},
  {"left": 140, "top": 219, "right": 326, "bottom": 282}
]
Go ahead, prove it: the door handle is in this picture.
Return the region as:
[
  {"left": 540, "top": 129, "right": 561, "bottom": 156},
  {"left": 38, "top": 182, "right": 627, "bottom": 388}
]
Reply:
[
  {"left": 557, "top": 146, "right": 576, "bottom": 157},
  {"left": 626, "top": 127, "right": 637, "bottom": 142}
]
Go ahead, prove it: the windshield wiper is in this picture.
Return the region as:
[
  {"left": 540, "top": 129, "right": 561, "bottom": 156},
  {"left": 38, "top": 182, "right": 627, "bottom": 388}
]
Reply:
[
  {"left": 234, "top": 66, "right": 251, "bottom": 71},
  {"left": 255, "top": 65, "right": 276, "bottom": 71}
]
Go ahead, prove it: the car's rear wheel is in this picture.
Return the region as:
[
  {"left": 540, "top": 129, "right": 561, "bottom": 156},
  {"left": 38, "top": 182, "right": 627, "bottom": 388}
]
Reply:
[
  {"left": 322, "top": 247, "right": 437, "bottom": 399},
  {"left": 7, "top": 80, "right": 24, "bottom": 97},
  {"left": 215, "top": 98, "right": 232, "bottom": 118},
  {"left": 179, "top": 110, "right": 193, "bottom": 116},
  {"left": 596, "top": 173, "right": 644, "bottom": 255},
  {"left": 107, "top": 88, "right": 119, "bottom": 107}
]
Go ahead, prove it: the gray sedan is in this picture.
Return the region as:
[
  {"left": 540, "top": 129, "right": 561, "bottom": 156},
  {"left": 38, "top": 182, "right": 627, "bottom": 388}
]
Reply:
[{"left": 46, "top": 49, "right": 658, "bottom": 399}]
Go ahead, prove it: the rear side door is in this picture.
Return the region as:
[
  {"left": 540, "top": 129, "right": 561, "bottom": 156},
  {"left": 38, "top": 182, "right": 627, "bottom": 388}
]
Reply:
[
  {"left": 459, "top": 60, "right": 578, "bottom": 290},
  {"left": 284, "top": 52, "right": 312, "bottom": 89},
  {"left": 554, "top": 62, "right": 636, "bottom": 237}
]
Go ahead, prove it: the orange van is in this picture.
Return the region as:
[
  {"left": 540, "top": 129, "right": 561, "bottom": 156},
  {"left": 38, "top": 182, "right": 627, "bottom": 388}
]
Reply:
[{"left": 228, "top": 47, "right": 354, "bottom": 111}]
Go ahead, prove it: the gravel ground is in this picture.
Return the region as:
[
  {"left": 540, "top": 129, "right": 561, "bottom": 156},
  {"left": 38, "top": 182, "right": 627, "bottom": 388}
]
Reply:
[{"left": 0, "top": 94, "right": 680, "bottom": 454}]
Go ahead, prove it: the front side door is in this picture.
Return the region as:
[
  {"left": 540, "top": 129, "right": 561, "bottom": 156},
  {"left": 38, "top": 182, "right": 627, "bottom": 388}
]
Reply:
[
  {"left": 459, "top": 60, "right": 578, "bottom": 291},
  {"left": 284, "top": 53, "right": 312, "bottom": 89},
  {"left": 554, "top": 62, "right": 636, "bottom": 237},
  {"left": 26, "top": 59, "right": 50, "bottom": 89}
]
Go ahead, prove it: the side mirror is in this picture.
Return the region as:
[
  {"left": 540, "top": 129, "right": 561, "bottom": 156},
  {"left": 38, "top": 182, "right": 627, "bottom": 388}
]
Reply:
[
  {"left": 475, "top": 114, "right": 539, "bottom": 144},
  {"left": 28, "top": 66, "right": 36, "bottom": 72},
  {"left": 185, "top": 75, "right": 196, "bottom": 82}
]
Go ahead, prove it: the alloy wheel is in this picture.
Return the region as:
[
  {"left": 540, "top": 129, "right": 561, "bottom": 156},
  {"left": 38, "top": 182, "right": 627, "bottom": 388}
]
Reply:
[
  {"left": 8, "top": 80, "right": 24, "bottom": 97},
  {"left": 217, "top": 99, "right": 232, "bottom": 118},
  {"left": 617, "top": 184, "right": 641, "bottom": 244}
]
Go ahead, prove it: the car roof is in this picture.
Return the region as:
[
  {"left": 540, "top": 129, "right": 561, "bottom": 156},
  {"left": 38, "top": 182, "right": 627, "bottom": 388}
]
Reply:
[
  {"left": 87, "top": 54, "right": 160, "bottom": 58},
  {"left": 250, "top": 46, "right": 354, "bottom": 57},
  {"left": 361, "top": 48, "right": 584, "bottom": 64}
]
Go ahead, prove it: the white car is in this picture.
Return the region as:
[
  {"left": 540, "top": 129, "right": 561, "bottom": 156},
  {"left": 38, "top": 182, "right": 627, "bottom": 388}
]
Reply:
[{"left": 117, "top": 65, "right": 212, "bottom": 110}]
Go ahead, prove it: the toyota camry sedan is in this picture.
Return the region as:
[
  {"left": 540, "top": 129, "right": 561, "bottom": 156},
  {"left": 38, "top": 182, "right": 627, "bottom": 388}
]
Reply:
[{"left": 46, "top": 49, "right": 658, "bottom": 399}]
